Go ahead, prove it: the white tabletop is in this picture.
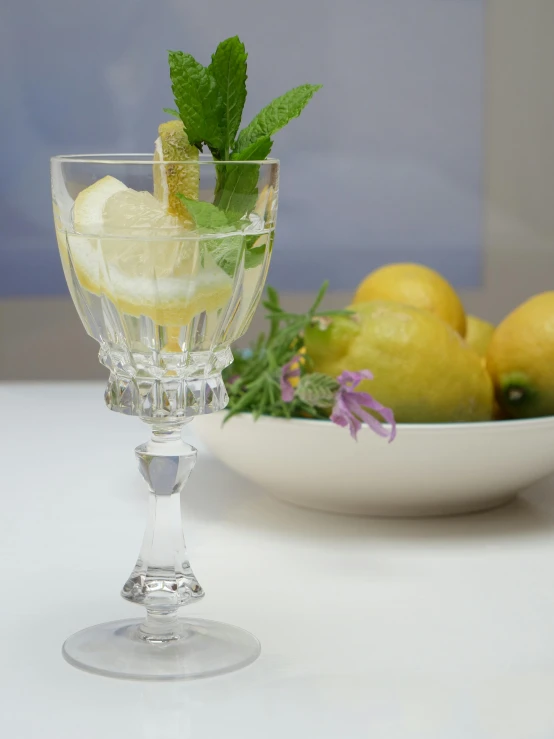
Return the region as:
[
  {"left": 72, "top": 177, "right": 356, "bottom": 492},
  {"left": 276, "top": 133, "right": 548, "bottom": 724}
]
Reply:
[{"left": 2, "top": 382, "right": 554, "bottom": 738}]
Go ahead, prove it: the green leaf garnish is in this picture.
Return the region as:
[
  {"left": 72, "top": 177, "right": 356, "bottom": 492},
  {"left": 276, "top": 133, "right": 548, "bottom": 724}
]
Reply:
[
  {"left": 168, "top": 38, "right": 321, "bottom": 162},
  {"left": 206, "top": 234, "right": 245, "bottom": 276},
  {"left": 216, "top": 136, "right": 273, "bottom": 213},
  {"left": 176, "top": 195, "right": 269, "bottom": 277},
  {"left": 234, "top": 83, "right": 322, "bottom": 152},
  {"left": 208, "top": 36, "right": 248, "bottom": 160},
  {"left": 230, "top": 135, "right": 273, "bottom": 162},
  {"left": 244, "top": 236, "right": 268, "bottom": 270},
  {"left": 168, "top": 51, "right": 224, "bottom": 156},
  {"left": 175, "top": 195, "right": 231, "bottom": 230},
  {"left": 162, "top": 107, "right": 180, "bottom": 118},
  {"left": 166, "top": 40, "right": 320, "bottom": 287}
]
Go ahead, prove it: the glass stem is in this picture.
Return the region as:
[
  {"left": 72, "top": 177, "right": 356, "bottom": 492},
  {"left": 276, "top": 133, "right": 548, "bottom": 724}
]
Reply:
[{"left": 121, "top": 424, "right": 204, "bottom": 642}]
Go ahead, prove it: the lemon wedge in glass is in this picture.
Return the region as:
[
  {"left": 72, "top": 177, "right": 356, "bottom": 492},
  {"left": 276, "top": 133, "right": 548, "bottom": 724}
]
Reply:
[
  {"left": 63, "top": 175, "right": 232, "bottom": 327},
  {"left": 153, "top": 120, "right": 199, "bottom": 226}
]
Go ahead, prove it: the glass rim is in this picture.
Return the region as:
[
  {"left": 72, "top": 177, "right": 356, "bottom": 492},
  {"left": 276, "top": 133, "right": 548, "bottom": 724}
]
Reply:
[{"left": 51, "top": 153, "right": 279, "bottom": 166}]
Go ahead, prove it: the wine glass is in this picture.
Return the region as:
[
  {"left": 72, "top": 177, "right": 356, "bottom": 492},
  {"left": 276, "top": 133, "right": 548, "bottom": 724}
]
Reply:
[{"left": 51, "top": 154, "right": 279, "bottom": 680}]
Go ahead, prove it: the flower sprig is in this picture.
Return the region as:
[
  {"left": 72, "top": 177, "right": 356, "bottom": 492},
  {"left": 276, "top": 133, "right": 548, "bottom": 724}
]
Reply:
[
  {"left": 280, "top": 367, "right": 396, "bottom": 442},
  {"left": 223, "top": 283, "right": 396, "bottom": 442},
  {"left": 223, "top": 281, "right": 348, "bottom": 422}
]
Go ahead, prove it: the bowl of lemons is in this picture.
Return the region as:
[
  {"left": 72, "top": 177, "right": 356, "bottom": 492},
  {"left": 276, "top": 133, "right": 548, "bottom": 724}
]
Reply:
[{"left": 195, "top": 264, "right": 554, "bottom": 517}]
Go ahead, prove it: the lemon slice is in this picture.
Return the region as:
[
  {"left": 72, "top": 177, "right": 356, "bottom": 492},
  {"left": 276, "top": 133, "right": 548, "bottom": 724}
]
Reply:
[
  {"left": 67, "top": 175, "right": 130, "bottom": 298},
  {"left": 63, "top": 178, "right": 232, "bottom": 328},
  {"left": 74, "top": 175, "right": 128, "bottom": 233},
  {"left": 153, "top": 120, "right": 199, "bottom": 226}
]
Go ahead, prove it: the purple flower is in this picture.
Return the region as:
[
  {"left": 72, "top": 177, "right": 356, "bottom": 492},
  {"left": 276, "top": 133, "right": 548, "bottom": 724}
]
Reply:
[
  {"left": 280, "top": 356, "right": 302, "bottom": 402},
  {"left": 330, "top": 370, "right": 396, "bottom": 442}
]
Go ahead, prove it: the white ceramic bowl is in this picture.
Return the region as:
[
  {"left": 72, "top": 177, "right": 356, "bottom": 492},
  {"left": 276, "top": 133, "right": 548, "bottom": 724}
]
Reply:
[{"left": 194, "top": 413, "right": 554, "bottom": 517}]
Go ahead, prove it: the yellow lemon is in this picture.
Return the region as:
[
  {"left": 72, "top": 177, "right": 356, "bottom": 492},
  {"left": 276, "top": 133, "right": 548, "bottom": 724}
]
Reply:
[
  {"left": 353, "top": 263, "right": 466, "bottom": 335},
  {"left": 305, "top": 301, "right": 493, "bottom": 423},
  {"left": 487, "top": 292, "right": 554, "bottom": 418},
  {"left": 465, "top": 315, "right": 495, "bottom": 357}
]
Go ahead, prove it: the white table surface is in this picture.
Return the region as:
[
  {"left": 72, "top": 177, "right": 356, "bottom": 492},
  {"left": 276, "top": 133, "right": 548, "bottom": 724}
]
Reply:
[{"left": 2, "top": 382, "right": 554, "bottom": 738}]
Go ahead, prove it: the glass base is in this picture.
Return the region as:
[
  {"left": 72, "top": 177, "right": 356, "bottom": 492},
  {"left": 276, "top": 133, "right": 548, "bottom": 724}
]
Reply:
[{"left": 62, "top": 617, "right": 261, "bottom": 681}]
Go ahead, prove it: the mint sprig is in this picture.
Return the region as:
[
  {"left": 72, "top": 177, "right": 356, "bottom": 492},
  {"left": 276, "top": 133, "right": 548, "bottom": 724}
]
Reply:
[
  {"left": 168, "top": 36, "right": 321, "bottom": 164},
  {"left": 168, "top": 37, "right": 320, "bottom": 248}
]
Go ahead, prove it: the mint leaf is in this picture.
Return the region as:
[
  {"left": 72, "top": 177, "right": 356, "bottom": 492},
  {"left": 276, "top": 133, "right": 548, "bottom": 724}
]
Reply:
[
  {"left": 208, "top": 234, "right": 245, "bottom": 276},
  {"left": 235, "top": 83, "right": 322, "bottom": 152},
  {"left": 208, "top": 36, "right": 248, "bottom": 159},
  {"left": 169, "top": 51, "right": 224, "bottom": 155},
  {"left": 244, "top": 247, "right": 266, "bottom": 270},
  {"left": 217, "top": 136, "right": 273, "bottom": 213},
  {"left": 212, "top": 235, "right": 269, "bottom": 277},
  {"left": 176, "top": 196, "right": 269, "bottom": 276},
  {"left": 244, "top": 236, "right": 269, "bottom": 270},
  {"left": 230, "top": 135, "right": 273, "bottom": 162},
  {"left": 176, "top": 195, "right": 239, "bottom": 275},
  {"left": 163, "top": 107, "right": 180, "bottom": 117},
  {"left": 176, "top": 195, "right": 231, "bottom": 230}
]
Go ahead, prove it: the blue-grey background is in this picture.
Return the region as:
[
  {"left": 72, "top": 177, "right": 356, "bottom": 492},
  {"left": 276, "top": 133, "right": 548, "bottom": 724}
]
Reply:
[{"left": 1, "top": 0, "right": 483, "bottom": 296}]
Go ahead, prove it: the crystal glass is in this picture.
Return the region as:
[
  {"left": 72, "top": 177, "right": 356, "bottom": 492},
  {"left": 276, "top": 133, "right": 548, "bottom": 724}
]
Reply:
[{"left": 51, "top": 154, "right": 279, "bottom": 680}]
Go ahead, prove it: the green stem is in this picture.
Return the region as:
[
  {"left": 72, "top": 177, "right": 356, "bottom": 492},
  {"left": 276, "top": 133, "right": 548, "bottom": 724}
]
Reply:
[{"left": 213, "top": 164, "right": 226, "bottom": 206}]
